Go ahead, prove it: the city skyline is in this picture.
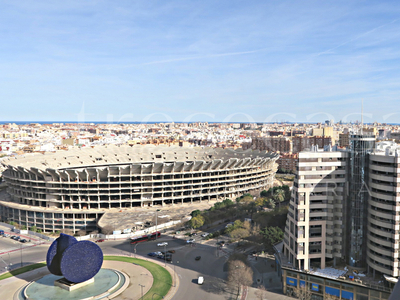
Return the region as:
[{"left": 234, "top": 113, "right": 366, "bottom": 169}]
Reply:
[{"left": 1, "top": 1, "right": 400, "bottom": 123}]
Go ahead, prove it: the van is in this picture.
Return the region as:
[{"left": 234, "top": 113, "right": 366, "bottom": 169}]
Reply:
[{"left": 198, "top": 276, "right": 204, "bottom": 285}]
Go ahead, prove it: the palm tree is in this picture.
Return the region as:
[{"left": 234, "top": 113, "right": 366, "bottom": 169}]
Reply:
[
  {"left": 273, "top": 189, "right": 285, "bottom": 203},
  {"left": 265, "top": 198, "right": 276, "bottom": 209}
]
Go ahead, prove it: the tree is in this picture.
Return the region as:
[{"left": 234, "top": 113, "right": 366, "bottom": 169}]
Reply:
[
  {"left": 293, "top": 286, "right": 312, "bottom": 300},
  {"left": 273, "top": 189, "right": 285, "bottom": 203},
  {"left": 189, "top": 215, "right": 205, "bottom": 228},
  {"left": 222, "top": 198, "right": 234, "bottom": 206},
  {"left": 292, "top": 286, "right": 338, "bottom": 300},
  {"left": 30, "top": 226, "right": 37, "bottom": 232},
  {"left": 241, "top": 195, "right": 254, "bottom": 204},
  {"left": 255, "top": 197, "right": 265, "bottom": 207},
  {"left": 261, "top": 226, "right": 284, "bottom": 246},
  {"left": 265, "top": 198, "right": 276, "bottom": 209},
  {"left": 102, "top": 225, "right": 114, "bottom": 235},
  {"left": 243, "top": 220, "right": 251, "bottom": 231},
  {"left": 229, "top": 228, "right": 250, "bottom": 241},
  {"left": 260, "top": 190, "right": 269, "bottom": 198},
  {"left": 227, "top": 260, "right": 253, "bottom": 296},
  {"left": 191, "top": 210, "right": 201, "bottom": 217},
  {"left": 255, "top": 285, "right": 267, "bottom": 300},
  {"left": 77, "top": 229, "right": 87, "bottom": 236}
]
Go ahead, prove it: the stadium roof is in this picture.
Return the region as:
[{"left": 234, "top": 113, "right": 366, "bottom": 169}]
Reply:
[{"left": 1, "top": 145, "right": 278, "bottom": 171}]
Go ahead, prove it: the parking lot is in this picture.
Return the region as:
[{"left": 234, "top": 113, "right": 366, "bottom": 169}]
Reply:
[{"left": 0, "top": 230, "right": 35, "bottom": 255}]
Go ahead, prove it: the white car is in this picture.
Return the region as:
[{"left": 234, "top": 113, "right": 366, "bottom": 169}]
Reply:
[
  {"left": 198, "top": 276, "right": 204, "bottom": 285},
  {"left": 187, "top": 238, "right": 195, "bottom": 244},
  {"left": 157, "top": 242, "right": 168, "bottom": 247},
  {"left": 201, "top": 233, "right": 209, "bottom": 238}
]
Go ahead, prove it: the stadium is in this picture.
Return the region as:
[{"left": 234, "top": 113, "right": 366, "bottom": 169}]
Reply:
[{"left": 0, "top": 145, "right": 278, "bottom": 233}]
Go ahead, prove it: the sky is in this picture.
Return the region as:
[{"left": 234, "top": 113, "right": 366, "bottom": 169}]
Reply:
[{"left": 1, "top": 1, "right": 400, "bottom": 123}]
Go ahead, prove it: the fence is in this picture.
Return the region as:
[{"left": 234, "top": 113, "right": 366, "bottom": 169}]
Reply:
[
  {"left": 1, "top": 219, "right": 183, "bottom": 242},
  {"left": 0, "top": 222, "right": 56, "bottom": 242}
]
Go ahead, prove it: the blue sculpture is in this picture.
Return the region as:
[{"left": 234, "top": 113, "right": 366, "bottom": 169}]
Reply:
[{"left": 46, "top": 233, "right": 103, "bottom": 283}]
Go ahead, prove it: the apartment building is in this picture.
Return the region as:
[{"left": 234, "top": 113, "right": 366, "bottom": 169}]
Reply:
[
  {"left": 284, "top": 147, "right": 347, "bottom": 270},
  {"left": 253, "top": 136, "right": 292, "bottom": 153},
  {"left": 281, "top": 140, "right": 400, "bottom": 300},
  {"left": 367, "top": 142, "right": 400, "bottom": 278}
]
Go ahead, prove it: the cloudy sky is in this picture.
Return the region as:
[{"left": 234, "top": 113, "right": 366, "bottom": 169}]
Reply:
[{"left": 1, "top": 1, "right": 400, "bottom": 123}]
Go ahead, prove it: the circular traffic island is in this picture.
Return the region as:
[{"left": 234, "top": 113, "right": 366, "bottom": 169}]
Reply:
[{"left": 21, "top": 268, "right": 128, "bottom": 300}]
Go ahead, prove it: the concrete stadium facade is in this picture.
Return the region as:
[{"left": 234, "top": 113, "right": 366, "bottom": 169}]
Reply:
[{"left": 0, "top": 145, "right": 278, "bottom": 233}]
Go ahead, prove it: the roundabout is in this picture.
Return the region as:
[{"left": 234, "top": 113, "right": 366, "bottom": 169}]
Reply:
[
  {"left": 0, "top": 257, "right": 173, "bottom": 300},
  {"left": 20, "top": 268, "right": 128, "bottom": 300}
]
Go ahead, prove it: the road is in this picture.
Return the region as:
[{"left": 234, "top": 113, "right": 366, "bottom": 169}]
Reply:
[
  {"left": 96, "top": 235, "right": 238, "bottom": 300},
  {"left": 0, "top": 231, "right": 291, "bottom": 300}
]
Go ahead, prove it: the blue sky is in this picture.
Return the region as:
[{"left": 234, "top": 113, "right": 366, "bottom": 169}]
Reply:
[{"left": 1, "top": 1, "right": 400, "bottom": 123}]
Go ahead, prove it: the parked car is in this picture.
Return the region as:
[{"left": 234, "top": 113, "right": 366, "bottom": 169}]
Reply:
[
  {"left": 198, "top": 276, "right": 204, "bottom": 285},
  {"left": 148, "top": 252, "right": 157, "bottom": 257},
  {"left": 20, "top": 239, "right": 27, "bottom": 243},
  {"left": 195, "top": 256, "right": 201, "bottom": 261},
  {"left": 187, "top": 239, "right": 195, "bottom": 244},
  {"left": 201, "top": 233, "right": 209, "bottom": 238},
  {"left": 96, "top": 239, "right": 105, "bottom": 243},
  {"left": 167, "top": 250, "right": 175, "bottom": 254},
  {"left": 157, "top": 242, "right": 168, "bottom": 247},
  {"left": 15, "top": 236, "right": 21, "bottom": 241}
]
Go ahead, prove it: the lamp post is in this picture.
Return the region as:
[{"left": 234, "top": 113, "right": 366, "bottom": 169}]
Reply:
[
  {"left": 139, "top": 284, "right": 145, "bottom": 300},
  {"left": 155, "top": 209, "right": 161, "bottom": 239},
  {"left": 134, "top": 243, "right": 139, "bottom": 258},
  {"left": 164, "top": 244, "right": 167, "bottom": 267},
  {"left": 173, "top": 260, "right": 179, "bottom": 287},
  {"left": 20, "top": 243, "right": 23, "bottom": 267},
  {"left": 216, "top": 236, "right": 219, "bottom": 257}
]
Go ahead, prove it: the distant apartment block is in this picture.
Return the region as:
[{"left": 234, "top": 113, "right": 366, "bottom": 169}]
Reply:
[
  {"left": 253, "top": 137, "right": 292, "bottom": 153},
  {"left": 292, "top": 136, "right": 332, "bottom": 153},
  {"left": 277, "top": 153, "right": 298, "bottom": 173},
  {"left": 339, "top": 133, "right": 350, "bottom": 148}
]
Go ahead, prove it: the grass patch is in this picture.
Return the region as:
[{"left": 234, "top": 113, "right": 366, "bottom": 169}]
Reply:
[
  {"left": 0, "top": 262, "right": 47, "bottom": 281},
  {"left": 104, "top": 256, "right": 172, "bottom": 300}
]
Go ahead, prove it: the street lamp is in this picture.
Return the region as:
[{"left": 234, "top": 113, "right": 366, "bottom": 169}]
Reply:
[
  {"left": 164, "top": 244, "right": 167, "bottom": 267},
  {"left": 172, "top": 260, "right": 179, "bottom": 287},
  {"left": 155, "top": 209, "right": 161, "bottom": 240},
  {"left": 152, "top": 293, "right": 164, "bottom": 300},
  {"left": 134, "top": 243, "right": 139, "bottom": 258},
  {"left": 139, "top": 284, "right": 145, "bottom": 300}
]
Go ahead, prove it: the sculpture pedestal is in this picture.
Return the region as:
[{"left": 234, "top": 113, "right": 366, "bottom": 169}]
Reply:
[{"left": 54, "top": 277, "right": 95, "bottom": 291}]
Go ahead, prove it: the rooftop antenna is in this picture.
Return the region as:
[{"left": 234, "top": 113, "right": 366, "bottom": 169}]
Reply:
[{"left": 361, "top": 99, "right": 363, "bottom": 135}]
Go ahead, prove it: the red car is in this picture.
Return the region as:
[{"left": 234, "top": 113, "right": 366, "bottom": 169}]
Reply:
[{"left": 96, "top": 239, "right": 105, "bottom": 243}]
